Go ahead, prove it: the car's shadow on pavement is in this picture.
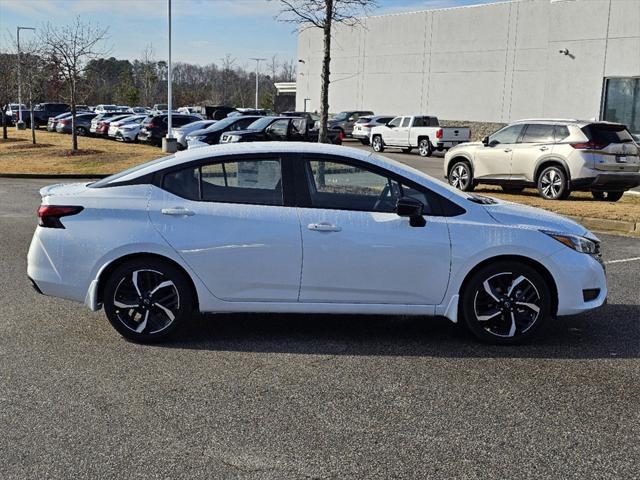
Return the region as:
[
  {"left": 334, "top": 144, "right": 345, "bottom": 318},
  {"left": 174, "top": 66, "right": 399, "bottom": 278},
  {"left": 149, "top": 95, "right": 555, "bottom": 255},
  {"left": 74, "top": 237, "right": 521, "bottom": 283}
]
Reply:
[{"left": 163, "top": 303, "right": 639, "bottom": 359}]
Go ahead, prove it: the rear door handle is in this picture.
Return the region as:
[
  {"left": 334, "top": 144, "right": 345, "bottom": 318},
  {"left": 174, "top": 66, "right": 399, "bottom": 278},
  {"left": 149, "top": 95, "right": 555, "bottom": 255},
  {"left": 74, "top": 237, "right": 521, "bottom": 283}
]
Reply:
[
  {"left": 308, "top": 222, "right": 341, "bottom": 232},
  {"left": 503, "top": 148, "right": 512, "bottom": 153},
  {"left": 539, "top": 146, "right": 549, "bottom": 151},
  {"left": 162, "top": 207, "right": 195, "bottom": 216}
]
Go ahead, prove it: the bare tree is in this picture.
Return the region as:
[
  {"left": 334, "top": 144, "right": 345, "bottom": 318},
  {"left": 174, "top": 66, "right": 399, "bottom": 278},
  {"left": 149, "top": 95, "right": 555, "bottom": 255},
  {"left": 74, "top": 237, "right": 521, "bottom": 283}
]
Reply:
[
  {"left": 40, "top": 17, "right": 108, "bottom": 151},
  {"left": 0, "top": 51, "right": 15, "bottom": 140},
  {"left": 277, "top": 0, "right": 376, "bottom": 142},
  {"left": 11, "top": 36, "right": 44, "bottom": 144}
]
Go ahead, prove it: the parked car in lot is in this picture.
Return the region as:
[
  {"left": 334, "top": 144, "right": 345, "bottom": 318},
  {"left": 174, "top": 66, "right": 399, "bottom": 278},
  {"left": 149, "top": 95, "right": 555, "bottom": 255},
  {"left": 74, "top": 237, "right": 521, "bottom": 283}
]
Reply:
[
  {"left": 203, "top": 105, "right": 237, "bottom": 120},
  {"left": 94, "top": 104, "right": 119, "bottom": 114},
  {"left": 112, "top": 117, "right": 146, "bottom": 142},
  {"left": 56, "top": 112, "right": 97, "bottom": 135},
  {"left": 108, "top": 115, "right": 147, "bottom": 139},
  {"left": 185, "top": 115, "right": 262, "bottom": 148},
  {"left": 171, "top": 120, "right": 217, "bottom": 149},
  {"left": 328, "top": 110, "right": 374, "bottom": 137},
  {"left": 138, "top": 113, "right": 202, "bottom": 146},
  {"left": 281, "top": 111, "right": 320, "bottom": 130},
  {"left": 28, "top": 142, "right": 607, "bottom": 345},
  {"left": 128, "top": 106, "right": 150, "bottom": 114},
  {"left": 352, "top": 115, "right": 396, "bottom": 145},
  {"left": 371, "top": 115, "right": 471, "bottom": 157},
  {"left": 91, "top": 114, "right": 132, "bottom": 137},
  {"left": 4, "top": 103, "right": 28, "bottom": 125},
  {"left": 444, "top": 119, "right": 640, "bottom": 201},
  {"left": 47, "top": 112, "right": 73, "bottom": 132},
  {"left": 29, "top": 103, "right": 70, "bottom": 128},
  {"left": 219, "top": 116, "right": 342, "bottom": 144}
]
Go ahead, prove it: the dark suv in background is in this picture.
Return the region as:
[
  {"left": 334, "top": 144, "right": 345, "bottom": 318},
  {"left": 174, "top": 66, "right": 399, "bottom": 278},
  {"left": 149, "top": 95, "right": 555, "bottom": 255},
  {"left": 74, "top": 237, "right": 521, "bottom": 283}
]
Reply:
[
  {"left": 138, "top": 114, "right": 202, "bottom": 146},
  {"left": 328, "top": 110, "right": 374, "bottom": 137}
]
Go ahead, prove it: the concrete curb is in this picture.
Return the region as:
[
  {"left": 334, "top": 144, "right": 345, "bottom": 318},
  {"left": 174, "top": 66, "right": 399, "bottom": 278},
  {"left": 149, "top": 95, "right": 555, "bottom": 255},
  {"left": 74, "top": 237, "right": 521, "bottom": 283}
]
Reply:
[
  {"left": 0, "top": 173, "right": 108, "bottom": 179},
  {"left": 567, "top": 215, "right": 640, "bottom": 236}
]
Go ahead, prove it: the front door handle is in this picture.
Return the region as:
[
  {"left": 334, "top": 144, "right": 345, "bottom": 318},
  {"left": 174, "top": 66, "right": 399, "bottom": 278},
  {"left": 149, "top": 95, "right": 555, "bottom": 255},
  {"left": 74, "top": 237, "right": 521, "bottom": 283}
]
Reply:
[
  {"left": 161, "top": 207, "right": 195, "bottom": 216},
  {"left": 308, "top": 222, "right": 341, "bottom": 232},
  {"left": 503, "top": 148, "right": 512, "bottom": 153},
  {"left": 539, "top": 146, "right": 549, "bottom": 151}
]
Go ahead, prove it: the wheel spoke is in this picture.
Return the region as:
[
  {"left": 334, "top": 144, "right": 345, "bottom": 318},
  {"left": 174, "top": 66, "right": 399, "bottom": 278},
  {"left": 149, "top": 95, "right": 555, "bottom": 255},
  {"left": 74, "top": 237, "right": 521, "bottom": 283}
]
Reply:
[
  {"left": 483, "top": 279, "right": 500, "bottom": 302},
  {"left": 132, "top": 271, "right": 142, "bottom": 297},
  {"left": 153, "top": 302, "right": 175, "bottom": 321},
  {"left": 507, "top": 275, "right": 526, "bottom": 296},
  {"left": 150, "top": 280, "right": 174, "bottom": 296},
  {"left": 477, "top": 309, "right": 501, "bottom": 321},
  {"left": 135, "top": 310, "right": 150, "bottom": 333},
  {"left": 516, "top": 301, "right": 540, "bottom": 314},
  {"left": 114, "top": 300, "right": 138, "bottom": 309},
  {"left": 507, "top": 312, "right": 517, "bottom": 337}
]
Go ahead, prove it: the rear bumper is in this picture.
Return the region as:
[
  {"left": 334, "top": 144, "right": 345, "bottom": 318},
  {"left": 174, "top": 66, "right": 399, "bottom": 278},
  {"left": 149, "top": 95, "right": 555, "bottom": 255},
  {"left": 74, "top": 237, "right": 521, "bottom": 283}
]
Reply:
[{"left": 572, "top": 172, "right": 640, "bottom": 192}]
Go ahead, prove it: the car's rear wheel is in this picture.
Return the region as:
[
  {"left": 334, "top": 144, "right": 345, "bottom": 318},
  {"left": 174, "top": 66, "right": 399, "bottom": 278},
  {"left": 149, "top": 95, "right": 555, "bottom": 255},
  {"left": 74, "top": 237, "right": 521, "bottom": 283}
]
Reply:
[
  {"left": 418, "top": 139, "right": 433, "bottom": 157},
  {"left": 537, "top": 166, "right": 570, "bottom": 200},
  {"left": 461, "top": 261, "right": 551, "bottom": 344},
  {"left": 103, "top": 258, "right": 193, "bottom": 343},
  {"left": 501, "top": 185, "right": 525, "bottom": 194},
  {"left": 591, "top": 190, "right": 624, "bottom": 202},
  {"left": 372, "top": 135, "right": 384, "bottom": 152},
  {"left": 448, "top": 161, "right": 475, "bottom": 192}
]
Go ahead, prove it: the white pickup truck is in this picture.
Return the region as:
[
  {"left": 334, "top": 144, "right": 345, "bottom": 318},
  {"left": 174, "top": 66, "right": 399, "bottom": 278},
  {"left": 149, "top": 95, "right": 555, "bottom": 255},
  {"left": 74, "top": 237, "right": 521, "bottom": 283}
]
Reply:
[{"left": 370, "top": 115, "right": 471, "bottom": 157}]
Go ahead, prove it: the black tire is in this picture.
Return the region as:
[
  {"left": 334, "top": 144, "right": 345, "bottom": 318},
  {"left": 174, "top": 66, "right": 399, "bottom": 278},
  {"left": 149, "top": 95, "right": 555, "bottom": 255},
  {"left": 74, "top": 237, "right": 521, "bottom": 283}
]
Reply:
[
  {"left": 103, "top": 258, "right": 194, "bottom": 343},
  {"left": 501, "top": 185, "right": 525, "bottom": 194},
  {"left": 372, "top": 135, "right": 384, "bottom": 152},
  {"left": 461, "top": 260, "right": 551, "bottom": 345},
  {"left": 401, "top": 147, "right": 412, "bottom": 154},
  {"left": 418, "top": 138, "right": 433, "bottom": 157},
  {"left": 537, "top": 165, "right": 570, "bottom": 200},
  {"left": 448, "top": 161, "right": 475, "bottom": 192},
  {"left": 76, "top": 126, "right": 87, "bottom": 136},
  {"left": 591, "top": 190, "right": 624, "bottom": 202}
]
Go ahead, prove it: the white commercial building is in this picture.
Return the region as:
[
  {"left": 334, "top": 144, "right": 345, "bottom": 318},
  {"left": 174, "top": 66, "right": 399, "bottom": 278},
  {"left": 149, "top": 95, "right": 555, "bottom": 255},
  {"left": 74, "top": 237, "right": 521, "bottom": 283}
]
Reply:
[{"left": 296, "top": 0, "right": 640, "bottom": 137}]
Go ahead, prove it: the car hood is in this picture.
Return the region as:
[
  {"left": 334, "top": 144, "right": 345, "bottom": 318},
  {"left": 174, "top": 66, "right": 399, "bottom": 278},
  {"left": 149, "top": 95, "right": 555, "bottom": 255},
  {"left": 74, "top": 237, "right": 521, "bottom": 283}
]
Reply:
[{"left": 483, "top": 200, "right": 590, "bottom": 237}]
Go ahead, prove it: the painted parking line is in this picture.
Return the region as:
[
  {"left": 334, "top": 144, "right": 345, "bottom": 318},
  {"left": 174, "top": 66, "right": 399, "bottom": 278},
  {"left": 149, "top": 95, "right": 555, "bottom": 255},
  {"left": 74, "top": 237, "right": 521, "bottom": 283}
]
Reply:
[{"left": 605, "top": 256, "right": 640, "bottom": 265}]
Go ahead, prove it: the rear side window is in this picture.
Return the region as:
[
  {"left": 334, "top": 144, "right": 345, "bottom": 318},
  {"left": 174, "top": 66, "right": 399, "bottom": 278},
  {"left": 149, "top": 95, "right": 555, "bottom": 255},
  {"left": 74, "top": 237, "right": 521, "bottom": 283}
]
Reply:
[
  {"left": 163, "top": 159, "right": 283, "bottom": 206},
  {"left": 376, "top": 117, "right": 394, "bottom": 124},
  {"left": 520, "top": 124, "right": 555, "bottom": 143},
  {"left": 356, "top": 117, "right": 371, "bottom": 124},
  {"left": 554, "top": 125, "right": 570, "bottom": 142},
  {"left": 583, "top": 124, "right": 635, "bottom": 146},
  {"left": 413, "top": 116, "right": 438, "bottom": 127}
]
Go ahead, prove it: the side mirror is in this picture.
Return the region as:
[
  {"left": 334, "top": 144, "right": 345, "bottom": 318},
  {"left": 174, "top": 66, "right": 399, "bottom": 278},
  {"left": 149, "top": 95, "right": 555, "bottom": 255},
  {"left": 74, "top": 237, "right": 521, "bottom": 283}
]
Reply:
[
  {"left": 348, "top": 116, "right": 355, "bottom": 122},
  {"left": 396, "top": 197, "right": 426, "bottom": 227},
  {"left": 482, "top": 136, "right": 489, "bottom": 146},
  {"left": 387, "top": 123, "right": 395, "bottom": 128}
]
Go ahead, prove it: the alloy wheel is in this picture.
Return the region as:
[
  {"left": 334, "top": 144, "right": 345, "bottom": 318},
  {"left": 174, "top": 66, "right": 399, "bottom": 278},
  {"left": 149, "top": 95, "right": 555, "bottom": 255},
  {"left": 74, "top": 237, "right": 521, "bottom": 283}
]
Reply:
[
  {"left": 540, "top": 169, "right": 563, "bottom": 199},
  {"left": 473, "top": 272, "right": 542, "bottom": 338},
  {"left": 418, "top": 140, "right": 432, "bottom": 157},
  {"left": 112, "top": 269, "right": 180, "bottom": 335},
  {"left": 449, "top": 164, "right": 470, "bottom": 190}
]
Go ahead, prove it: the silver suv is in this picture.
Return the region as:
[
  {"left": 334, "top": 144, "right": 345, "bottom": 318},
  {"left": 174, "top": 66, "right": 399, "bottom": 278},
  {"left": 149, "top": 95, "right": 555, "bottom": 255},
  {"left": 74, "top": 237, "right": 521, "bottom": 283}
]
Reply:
[{"left": 444, "top": 119, "right": 640, "bottom": 201}]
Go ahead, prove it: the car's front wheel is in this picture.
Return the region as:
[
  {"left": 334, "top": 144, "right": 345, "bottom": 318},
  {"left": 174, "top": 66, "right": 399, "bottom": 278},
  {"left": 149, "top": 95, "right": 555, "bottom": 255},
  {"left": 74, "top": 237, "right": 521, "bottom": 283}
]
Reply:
[
  {"left": 591, "top": 191, "right": 624, "bottom": 202},
  {"left": 372, "top": 135, "right": 384, "bottom": 152},
  {"left": 537, "top": 166, "right": 570, "bottom": 200},
  {"left": 448, "top": 161, "right": 475, "bottom": 192},
  {"left": 461, "top": 261, "right": 551, "bottom": 344},
  {"left": 103, "top": 258, "right": 194, "bottom": 343}
]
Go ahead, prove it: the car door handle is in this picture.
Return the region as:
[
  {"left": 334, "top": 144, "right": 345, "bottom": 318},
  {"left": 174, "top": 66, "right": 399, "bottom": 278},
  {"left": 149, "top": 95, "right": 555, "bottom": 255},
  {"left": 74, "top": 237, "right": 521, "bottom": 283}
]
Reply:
[
  {"left": 308, "top": 222, "right": 341, "bottom": 232},
  {"left": 503, "top": 148, "right": 512, "bottom": 153},
  {"left": 161, "top": 207, "right": 195, "bottom": 216},
  {"left": 539, "top": 146, "right": 549, "bottom": 151}
]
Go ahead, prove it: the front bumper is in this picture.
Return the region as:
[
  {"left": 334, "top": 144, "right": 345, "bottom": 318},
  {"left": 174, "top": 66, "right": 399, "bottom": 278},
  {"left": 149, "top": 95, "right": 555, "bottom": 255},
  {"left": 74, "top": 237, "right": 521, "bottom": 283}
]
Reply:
[{"left": 573, "top": 172, "right": 640, "bottom": 192}]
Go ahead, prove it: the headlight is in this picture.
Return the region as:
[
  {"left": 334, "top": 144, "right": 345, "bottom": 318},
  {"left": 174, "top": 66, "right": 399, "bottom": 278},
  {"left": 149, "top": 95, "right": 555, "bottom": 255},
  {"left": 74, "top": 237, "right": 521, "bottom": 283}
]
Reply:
[
  {"left": 542, "top": 231, "right": 599, "bottom": 254},
  {"left": 188, "top": 135, "right": 205, "bottom": 141},
  {"left": 223, "top": 134, "right": 241, "bottom": 143}
]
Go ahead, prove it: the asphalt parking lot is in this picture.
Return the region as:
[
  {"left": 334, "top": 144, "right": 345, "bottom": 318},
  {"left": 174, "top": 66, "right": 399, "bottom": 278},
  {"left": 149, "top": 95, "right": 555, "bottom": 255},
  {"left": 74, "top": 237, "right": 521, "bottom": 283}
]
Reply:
[{"left": 1, "top": 176, "right": 639, "bottom": 479}]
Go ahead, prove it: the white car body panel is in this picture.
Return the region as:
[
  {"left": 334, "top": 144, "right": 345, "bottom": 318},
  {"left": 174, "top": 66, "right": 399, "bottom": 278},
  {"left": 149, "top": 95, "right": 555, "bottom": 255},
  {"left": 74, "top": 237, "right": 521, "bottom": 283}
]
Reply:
[
  {"left": 371, "top": 116, "right": 470, "bottom": 150},
  {"left": 27, "top": 142, "right": 607, "bottom": 325}
]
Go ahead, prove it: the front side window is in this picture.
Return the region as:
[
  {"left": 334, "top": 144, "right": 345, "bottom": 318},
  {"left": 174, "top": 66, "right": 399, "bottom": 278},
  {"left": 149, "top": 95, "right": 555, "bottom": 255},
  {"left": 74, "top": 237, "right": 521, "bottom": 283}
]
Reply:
[
  {"left": 388, "top": 117, "right": 402, "bottom": 128},
  {"left": 163, "top": 158, "right": 283, "bottom": 206},
  {"left": 489, "top": 124, "right": 523, "bottom": 145},
  {"left": 401, "top": 117, "right": 411, "bottom": 127},
  {"left": 521, "top": 124, "right": 556, "bottom": 143},
  {"left": 266, "top": 119, "right": 289, "bottom": 137},
  {"left": 305, "top": 159, "right": 431, "bottom": 214}
]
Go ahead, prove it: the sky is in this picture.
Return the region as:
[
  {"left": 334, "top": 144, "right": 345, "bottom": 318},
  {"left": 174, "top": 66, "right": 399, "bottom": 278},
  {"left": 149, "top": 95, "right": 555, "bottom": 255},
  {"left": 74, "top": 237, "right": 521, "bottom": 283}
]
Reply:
[{"left": 0, "top": 0, "right": 502, "bottom": 69}]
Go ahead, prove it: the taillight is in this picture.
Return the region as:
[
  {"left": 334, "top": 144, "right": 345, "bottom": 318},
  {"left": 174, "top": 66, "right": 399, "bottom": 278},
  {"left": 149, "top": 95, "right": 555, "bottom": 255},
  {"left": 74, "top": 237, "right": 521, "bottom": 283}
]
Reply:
[
  {"left": 338, "top": 130, "right": 344, "bottom": 140},
  {"left": 435, "top": 128, "right": 443, "bottom": 139},
  {"left": 571, "top": 142, "right": 607, "bottom": 150},
  {"left": 37, "top": 205, "right": 83, "bottom": 228}
]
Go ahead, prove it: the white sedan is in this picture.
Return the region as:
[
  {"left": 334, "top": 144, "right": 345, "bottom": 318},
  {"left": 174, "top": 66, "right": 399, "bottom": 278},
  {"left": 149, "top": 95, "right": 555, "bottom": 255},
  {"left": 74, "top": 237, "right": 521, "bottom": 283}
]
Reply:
[{"left": 27, "top": 143, "right": 606, "bottom": 344}]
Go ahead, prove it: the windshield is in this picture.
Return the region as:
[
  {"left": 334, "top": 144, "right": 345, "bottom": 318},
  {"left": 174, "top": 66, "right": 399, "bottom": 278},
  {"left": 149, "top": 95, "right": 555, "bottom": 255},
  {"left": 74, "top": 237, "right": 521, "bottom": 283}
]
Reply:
[
  {"left": 332, "top": 112, "right": 349, "bottom": 121},
  {"left": 247, "top": 117, "right": 276, "bottom": 130}
]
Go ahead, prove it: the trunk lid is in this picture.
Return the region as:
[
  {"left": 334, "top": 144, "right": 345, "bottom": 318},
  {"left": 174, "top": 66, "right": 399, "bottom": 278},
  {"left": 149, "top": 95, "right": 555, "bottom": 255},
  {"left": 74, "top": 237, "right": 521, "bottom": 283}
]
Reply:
[{"left": 39, "top": 182, "right": 90, "bottom": 199}]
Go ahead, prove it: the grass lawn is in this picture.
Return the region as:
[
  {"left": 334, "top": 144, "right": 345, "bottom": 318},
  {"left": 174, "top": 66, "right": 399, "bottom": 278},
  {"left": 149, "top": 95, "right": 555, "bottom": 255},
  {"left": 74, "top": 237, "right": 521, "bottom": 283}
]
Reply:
[
  {"left": 1, "top": 127, "right": 639, "bottom": 223},
  {"left": 0, "top": 128, "right": 161, "bottom": 175}
]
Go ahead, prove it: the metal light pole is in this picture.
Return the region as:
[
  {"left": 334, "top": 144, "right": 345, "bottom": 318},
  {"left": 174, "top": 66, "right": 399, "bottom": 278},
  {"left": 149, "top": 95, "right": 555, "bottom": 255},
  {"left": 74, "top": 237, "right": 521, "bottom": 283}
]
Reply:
[
  {"left": 16, "top": 26, "right": 36, "bottom": 131},
  {"left": 162, "top": 0, "right": 177, "bottom": 153},
  {"left": 250, "top": 58, "right": 266, "bottom": 109}
]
